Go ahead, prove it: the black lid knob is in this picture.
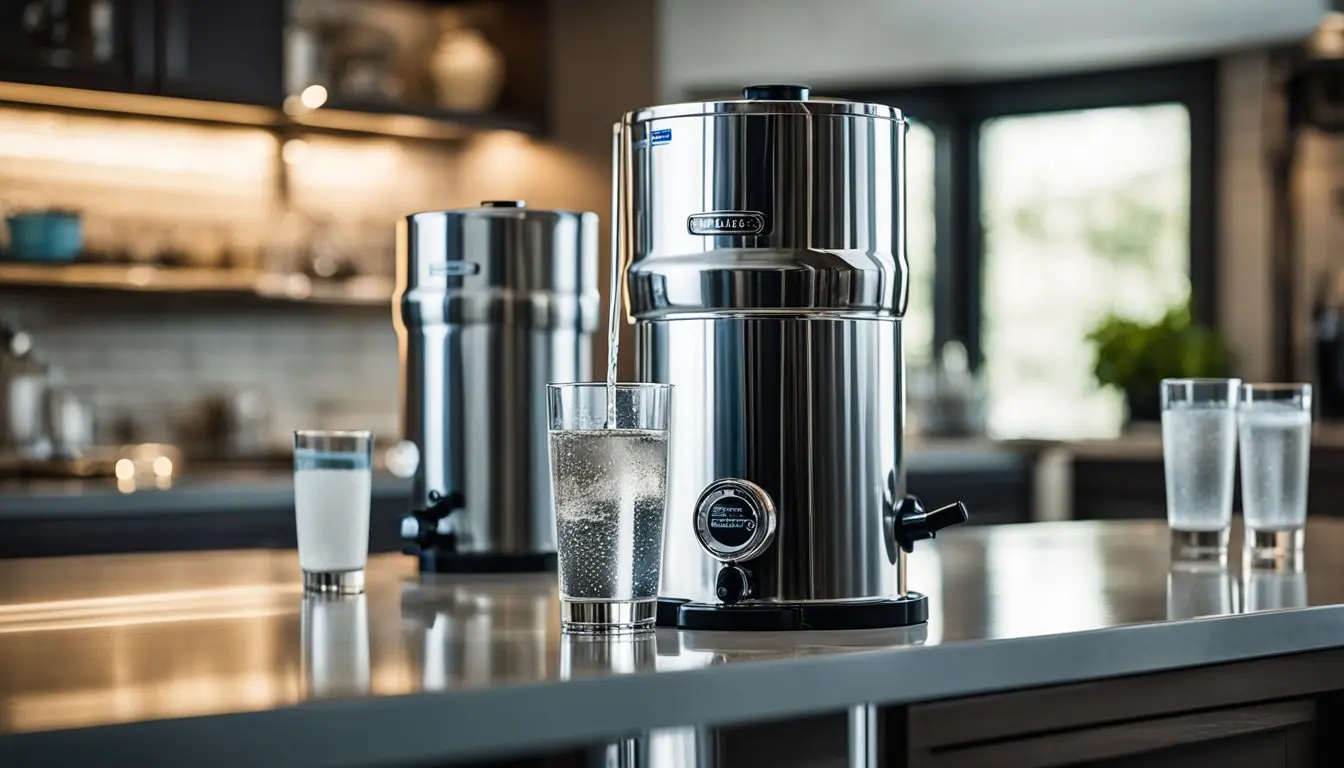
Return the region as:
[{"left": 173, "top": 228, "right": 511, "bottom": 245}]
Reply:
[
  {"left": 715, "top": 565, "right": 754, "bottom": 605},
  {"left": 742, "top": 84, "right": 811, "bottom": 101},
  {"left": 893, "top": 497, "right": 969, "bottom": 553},
  {"left": 480, "top": 200, "right": 525, "bottom": 208}
]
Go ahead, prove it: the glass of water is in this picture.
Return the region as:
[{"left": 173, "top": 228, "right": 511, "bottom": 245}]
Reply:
[
  {"left": 1161, "top": 378, "right": 1240, "bottom": 555},
  {"left": 1238, "top": 383, "right": 1312, "bottom": 559},
  {"left": 294, "top": 430, "right": 374, "bottom": 595},
  {"left": 546, "top": 382, "right": 672, "bottom": 634}
]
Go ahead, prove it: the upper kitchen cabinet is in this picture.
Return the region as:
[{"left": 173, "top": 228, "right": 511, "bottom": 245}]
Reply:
[
  {"left": 156, "top": 0, "right": 284, "bottom": 104},
  {"left": 285, "top": 0, "right": 548, "bottom": 132},
  {"left": 0, "top": 0, "right": 549, "bottom": 137},
  {"left": 0, "top": 0, "right": 156, "bottom": 92}
]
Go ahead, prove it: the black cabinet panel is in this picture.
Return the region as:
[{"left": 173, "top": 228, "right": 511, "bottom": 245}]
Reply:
[
  {"left": 0, "top": 491, "right": 409, "bottom": 558},
  {"left": 1072, "top": 447, "right": 1344, "bottom": 521},
  {"left": 156, "top": 0, "right": 283, "bottom": 104},
  {"left": 0, "top": 0, "right": 154, "bottom": 91},
  {"left": 1086, "top": 727, "right": 1301, "bottom": 768},
  {"left": 910, "top": 462, "right": 1033, "bottom": 526}
]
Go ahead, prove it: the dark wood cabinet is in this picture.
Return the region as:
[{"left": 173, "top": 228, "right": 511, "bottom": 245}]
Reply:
[
  {"left": 908, "top": 700, "right": 1314, "bottom": 767},
  {"left": 0, "top": 0, "right": 155, "bottom": 92},
  {"left": 899, "top": 649, "right": 1344, "bottom": 768},
  {"left": 155, "top": 0, "right": 283, "bottom": 104},
  {"left": 0, "top": 0, "right": 549, "bottom": 135},
  {"left": 1086, "top": 725, "right": 1312, "bottom": 768},
  {"left": 0, "top": 0, "right": 280, "bottom": 102}
]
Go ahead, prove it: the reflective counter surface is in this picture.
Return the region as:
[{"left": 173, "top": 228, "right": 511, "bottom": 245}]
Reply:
[{"left": 3, "top": 519, "right": 1344, "bottom": 766}]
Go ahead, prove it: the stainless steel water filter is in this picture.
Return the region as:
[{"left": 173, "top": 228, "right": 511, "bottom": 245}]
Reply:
[
  {"left": 395, "top": 201, "right": 599, "bottom": 572},
  {"left": 616, "top": 86, "right": 966, "bottom": 629}
]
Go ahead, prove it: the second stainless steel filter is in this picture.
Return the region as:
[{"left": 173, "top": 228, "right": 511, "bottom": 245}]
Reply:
[{"left": 395, "top": 200, "right": 599, "bottom": 572}]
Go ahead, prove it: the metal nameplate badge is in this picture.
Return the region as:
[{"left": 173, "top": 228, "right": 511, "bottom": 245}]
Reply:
[
  {"left": 686, "top": 211, "right": 769, "bottom": 236},
  {"left": 430, "top": 261, "right": 481, "bottom": 277}
]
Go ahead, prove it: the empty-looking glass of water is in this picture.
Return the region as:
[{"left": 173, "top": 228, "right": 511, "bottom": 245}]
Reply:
[{"left": 546, "top": 382, "right": 672, "bottom": 634}]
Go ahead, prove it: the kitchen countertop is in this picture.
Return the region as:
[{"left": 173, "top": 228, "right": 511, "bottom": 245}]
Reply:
[{"left": 3, "top": 519, "right": 1343, "bottom": 766}]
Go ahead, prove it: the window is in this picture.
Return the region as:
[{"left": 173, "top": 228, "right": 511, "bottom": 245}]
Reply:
[
  {"left": 905, "top": 120, "right": 937, "bottom": 365},
  {"left": 848, "top": 61, "right": 1217, "bottom": 438},
  {"left": 980, "top": 104, "right": 1193, "bottom": 436}
]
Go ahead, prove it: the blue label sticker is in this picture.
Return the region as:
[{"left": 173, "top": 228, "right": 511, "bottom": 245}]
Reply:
[
  {"left": 430, "top": 261, "right": 480, "bottom": 277},
  {"left": 650, "top": 128, "right": 672, "bottom": 146}
]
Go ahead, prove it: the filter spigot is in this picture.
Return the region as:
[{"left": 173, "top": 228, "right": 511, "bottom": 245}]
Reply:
[{"left": 893, "top": 497, "right": 969, "bottom": 553}]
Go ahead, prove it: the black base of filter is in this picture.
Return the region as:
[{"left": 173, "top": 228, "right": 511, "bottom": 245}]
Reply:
[
  {"left": 415, "top": 550, "right": 557, "bottom": 574},
  {"left": 659, "top": 593, "right": 929, "bottom": 631}
]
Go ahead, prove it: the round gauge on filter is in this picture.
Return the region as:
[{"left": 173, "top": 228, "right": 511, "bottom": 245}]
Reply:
[{"left": 693, "top": 478, "right": 777, "bottom": 562}]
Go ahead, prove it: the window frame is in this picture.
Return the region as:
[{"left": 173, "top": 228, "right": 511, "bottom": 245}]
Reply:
[{"left": 841, "top": 58, "right": 1220, "bottom": 369}]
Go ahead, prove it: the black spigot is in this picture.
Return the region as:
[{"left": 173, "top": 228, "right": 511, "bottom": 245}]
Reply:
[
  {"left": 893, "top": 497, "right": 969, "bottom": 553},
  {"left": 715, "top": 565, "right": 755, "bottom": 605},
  {"left": 400, "top": 491, "right": 462, "bottom": 556}
]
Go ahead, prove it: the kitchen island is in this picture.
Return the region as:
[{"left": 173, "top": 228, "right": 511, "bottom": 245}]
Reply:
[{"left": 3, "top": 520, "right": 1344, "bottom": 767}]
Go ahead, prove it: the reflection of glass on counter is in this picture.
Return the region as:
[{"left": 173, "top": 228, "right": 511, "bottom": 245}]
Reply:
[
  {"left": 1243, "top": 559, "right": 1308, "bottom": 614},
  {"left": 560, "top": 633, "right": 657, "bottom": 680},
  {"left": 400, "top": 575, "right": 552, "bottom": 691},
  {"left": 301, "top": 593, "right": 370, "bottom": 699},
  {"left": 1166, "top": 559, "right": 1238, "bottom": 620}
]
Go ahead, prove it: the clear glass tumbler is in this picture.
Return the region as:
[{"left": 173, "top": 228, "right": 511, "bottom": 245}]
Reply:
[
  {"left": 294, "top": 430, "right": 374, "bottom": 595},
  {"left": 546, "top": 382, "right": 672, "bottom": 634},
  {"left": 1238, "top": 383, "right": 1312, "bottom": 558},
  {"left": 1160, "top": 378, "right": 1240, "bottom": 555}
]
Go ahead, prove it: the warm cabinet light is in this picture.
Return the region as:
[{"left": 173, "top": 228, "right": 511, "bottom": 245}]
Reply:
[
  {"left": 282, "top": 138, "right": 310, "bottom": 164},
  {"left": 300, "top": 85, "right": 328, "bottom": 110}
]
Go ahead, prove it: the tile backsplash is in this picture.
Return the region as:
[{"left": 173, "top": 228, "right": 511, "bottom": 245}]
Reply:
[{"left": 4, "top": 296, "right": 400, "bottom": 450}]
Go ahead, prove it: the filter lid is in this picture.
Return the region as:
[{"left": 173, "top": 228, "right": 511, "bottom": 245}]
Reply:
[
  {"left": 623, "top": 84, "right": 903, "bottom": 125},
  {"left": 396, "top": 202, "right": 600, "bottom": 329}
]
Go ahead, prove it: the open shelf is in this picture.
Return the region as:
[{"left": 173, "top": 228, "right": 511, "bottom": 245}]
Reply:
[
  {"left": 0, "top": 81, "right": 541, "bottom": 142},
  {"left": 0, "top": 262, "right": 393, "bottom": 308}
]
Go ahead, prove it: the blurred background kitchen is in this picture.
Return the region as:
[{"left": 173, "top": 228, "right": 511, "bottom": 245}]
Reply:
[{"left": 2, "top": 0, "right": 1341, "bottom": 555}]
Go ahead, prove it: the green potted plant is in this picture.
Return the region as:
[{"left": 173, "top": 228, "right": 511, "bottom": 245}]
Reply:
[{"left": 1086, "top": 303, "right": 1233, "bottom": 423}]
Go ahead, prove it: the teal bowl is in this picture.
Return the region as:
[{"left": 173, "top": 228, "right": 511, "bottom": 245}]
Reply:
[{"left": 5, "top": 212, "right": 83, "bottom": 262}]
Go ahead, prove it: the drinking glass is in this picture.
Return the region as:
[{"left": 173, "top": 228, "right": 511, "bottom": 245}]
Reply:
[
  {"left": 294, "top": 430, "right": 373, "bottom": 595},
  {"left": 1238, "top": 383, "right": 1312, "bottom": 558},
  {"left": 1160, "top": 378, "right": 1240, "bottom": 555},
  {"left": 546, "top": 382, "right": 672, "bottom": 634}
]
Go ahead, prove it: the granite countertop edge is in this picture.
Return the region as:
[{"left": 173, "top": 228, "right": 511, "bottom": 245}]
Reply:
[{"left": 4, "top": 605, "right": 1343, "bottom": 767}]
